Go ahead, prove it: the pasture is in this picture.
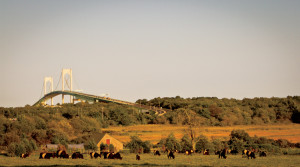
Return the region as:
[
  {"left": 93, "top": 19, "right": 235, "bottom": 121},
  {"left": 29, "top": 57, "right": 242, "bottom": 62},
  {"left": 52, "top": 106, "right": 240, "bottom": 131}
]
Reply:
[
  {"left": 102, "top": 123, "right": 300, "bottom": 144},
  {"left": 0, "top": 153, "right": 300, "bottom": 167}
]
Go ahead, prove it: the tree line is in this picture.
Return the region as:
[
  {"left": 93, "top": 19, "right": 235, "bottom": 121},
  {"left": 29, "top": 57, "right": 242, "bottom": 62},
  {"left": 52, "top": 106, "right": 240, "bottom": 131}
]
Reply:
[
  {"left": 126, "top": 129, "right": 300, "bottom": 154},
  {"left": 0, "top": 96, "right": 299, "bottom": 156}
]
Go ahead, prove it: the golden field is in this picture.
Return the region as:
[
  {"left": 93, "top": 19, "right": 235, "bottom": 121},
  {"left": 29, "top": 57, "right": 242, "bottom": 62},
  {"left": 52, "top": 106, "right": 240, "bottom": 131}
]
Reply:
[{"left": 102, "top": 123, "right": 300, "bottom": 144}]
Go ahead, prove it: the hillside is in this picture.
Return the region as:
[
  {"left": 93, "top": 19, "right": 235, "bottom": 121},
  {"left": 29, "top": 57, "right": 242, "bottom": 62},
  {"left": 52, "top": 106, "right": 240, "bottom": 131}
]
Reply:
[{"left": 0, "top": 96, "right": 299, "bottom": 156}]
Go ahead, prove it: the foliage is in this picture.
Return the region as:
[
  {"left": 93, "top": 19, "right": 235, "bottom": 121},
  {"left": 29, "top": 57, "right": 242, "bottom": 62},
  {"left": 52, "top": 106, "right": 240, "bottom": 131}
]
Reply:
[
  {"left": 159, "top": 133, "right": 181, "bottom": 151},
  {"left": 125, "top": 136, "right": 151, "bottom": 153},
  {"left": 0, "top": 96, "right": 300, "bottom": 156},
  {"left": 195, "top": 135, "right": 212, "bottom": 152},
  {"left": 85, "top": 140, "right": 97, "bottom": 151}
]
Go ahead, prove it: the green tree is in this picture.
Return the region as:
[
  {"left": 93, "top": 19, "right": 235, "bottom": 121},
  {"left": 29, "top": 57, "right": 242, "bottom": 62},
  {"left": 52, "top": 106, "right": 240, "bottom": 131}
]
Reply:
[
  {"left": 180, "top": 135, "right": 193, "bottom": 152},
  {"left": 126, "top": 136, "right": 150, "bottom": 153},
  {"left": 86, "top": 140, "right": 97, "bottom": 151}
]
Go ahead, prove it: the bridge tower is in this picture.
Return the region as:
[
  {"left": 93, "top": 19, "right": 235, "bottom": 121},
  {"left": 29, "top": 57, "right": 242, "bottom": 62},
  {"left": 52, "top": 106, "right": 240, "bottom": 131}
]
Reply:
[
  {"left": 44, "top": 77, "right": 53, "bottom": 106},
  {"left": 62, "top": 68, "right": 73, "bottom": 104}
]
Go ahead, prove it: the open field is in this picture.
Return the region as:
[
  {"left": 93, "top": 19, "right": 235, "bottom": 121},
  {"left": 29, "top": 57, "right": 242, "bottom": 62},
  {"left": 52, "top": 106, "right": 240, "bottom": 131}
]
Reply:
[
  {"left": 102, "top": 123, "right": 300, "bottom": 144},
  {"left": 0, "top": 153, "right": 299, "bottom": 167}
]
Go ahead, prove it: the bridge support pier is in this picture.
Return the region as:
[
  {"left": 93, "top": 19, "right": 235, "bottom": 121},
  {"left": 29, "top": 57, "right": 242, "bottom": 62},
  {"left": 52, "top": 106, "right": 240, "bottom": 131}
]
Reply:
[
  {"left": 62, "top": 69, "right": 73, "bottom": 104},
  {"left": 44, "top": 77, "right": 53, "bottom": 106}
]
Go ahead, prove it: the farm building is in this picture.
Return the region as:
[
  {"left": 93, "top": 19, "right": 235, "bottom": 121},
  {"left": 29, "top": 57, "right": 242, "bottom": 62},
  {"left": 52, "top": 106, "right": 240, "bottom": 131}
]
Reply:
[
  {"left": 45, "top": 144, "right": 58, "bottom": 151},
  {"left": 68, "top": 143, "right": 85, "bottom": 153},
  {"left": 90, "top": 133, "right": 123, "bottom": 152}
]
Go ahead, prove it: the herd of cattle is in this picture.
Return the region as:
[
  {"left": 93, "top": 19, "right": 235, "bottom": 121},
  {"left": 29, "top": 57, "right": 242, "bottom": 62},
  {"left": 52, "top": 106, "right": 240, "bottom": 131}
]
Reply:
[
  {"left": 19, "top": 150, "right": 123, "bottom": 160},
  {"left": 20, "top": 149, "right": 267, "bottom": 160}
]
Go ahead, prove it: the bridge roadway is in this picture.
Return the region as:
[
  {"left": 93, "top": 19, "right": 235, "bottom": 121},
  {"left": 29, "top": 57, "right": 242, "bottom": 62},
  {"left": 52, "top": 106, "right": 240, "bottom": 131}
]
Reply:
[{"left": 33, "top": 90, "right": 168, "bottom": 115}]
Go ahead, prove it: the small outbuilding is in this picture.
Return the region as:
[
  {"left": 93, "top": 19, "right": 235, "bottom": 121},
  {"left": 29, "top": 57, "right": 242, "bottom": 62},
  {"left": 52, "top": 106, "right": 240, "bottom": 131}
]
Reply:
[
  {"left": 91, "top": 133, "right": 123, "bottom": 152},
  {"left": 68, "top": 143, "right": 85, "bottom": 153}
]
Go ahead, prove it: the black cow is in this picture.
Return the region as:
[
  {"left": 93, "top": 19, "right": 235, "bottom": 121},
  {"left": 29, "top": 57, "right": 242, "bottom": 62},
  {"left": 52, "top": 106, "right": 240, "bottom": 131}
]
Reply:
[
  {"left": 102, "top": 152, "right": 109, "bottom": 159},
  {"left": 259, "top": 151, "right": 267, "bottom": 157},
  {"left": 136, "top": 154, "right": 140, "bottom": 160},
  {"left": 247, "top": 151, "right": 256, "bottom": 159},
  {"left": 203, "top": 149, "right": 209, "bottom": 155},
  {"left": 72, "top": 152, "right": 84, "bottom": 159},
  {"left": 57, "top": 150, "right": 67, "bottom": 158},
  {"left": 90, "top": 152, "right": 101, "bottom": 159},
  {"left": 108, "top": 153, "right": 115, "bottom": 159},
  {"left": 242, "top": 149, "right": 248, "bottom": 158},
  {"left": 185, "top": 150, "right": 194, "bottom": 155},
  {"left": 113, "top": 152, "right": 122, "bottom": 160},
  {"left": 154, "top": 150, "right": 161, "bottom": 156},
  {"left": 20, "top": 153, "right": 30, "bottom": 158},
  {"left": 230, "top": 150, "right": 238, "bottom": 155},
  {"left": 218, "top": 149, "right": 227, "bottom": 159},
  {"left": 62, "top": 153, "right": 70, "bottom": 159},
  {"left": 39, "top": 152, "right": 55, "bottom": 159},
  {"left": 167, "top": 151, "right": 175, "bottom": 159}
]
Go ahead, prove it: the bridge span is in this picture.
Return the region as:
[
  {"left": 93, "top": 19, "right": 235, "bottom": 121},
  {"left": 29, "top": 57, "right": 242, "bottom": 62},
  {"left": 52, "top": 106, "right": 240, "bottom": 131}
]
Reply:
[
  {"left": 34, "top": 90, "right": 168, "bottom": 115},
  {"left": 35, "top": 69, "right": 169, "bottom": 115}
]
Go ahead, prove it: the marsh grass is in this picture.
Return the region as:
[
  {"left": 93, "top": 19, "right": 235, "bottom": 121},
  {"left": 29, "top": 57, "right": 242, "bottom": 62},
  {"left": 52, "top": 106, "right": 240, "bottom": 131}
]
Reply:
[
  {"left": 102, "top": 124, "right": 300, "bottom": 144},
  {"left": 0, "top": 153, "right": 300, "bottom": 167}
]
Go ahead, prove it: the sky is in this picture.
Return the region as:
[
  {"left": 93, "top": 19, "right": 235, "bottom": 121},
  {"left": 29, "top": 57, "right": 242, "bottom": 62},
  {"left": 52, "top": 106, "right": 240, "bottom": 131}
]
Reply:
[{"left": 1, "top": 0, "right": 300, "bottom": 107}]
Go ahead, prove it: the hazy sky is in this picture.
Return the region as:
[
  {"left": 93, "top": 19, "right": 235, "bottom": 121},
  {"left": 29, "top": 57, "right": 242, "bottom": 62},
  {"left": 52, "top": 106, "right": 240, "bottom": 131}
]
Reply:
[{"left": 1, "top": 0, "right": 300, "bottom": 107}]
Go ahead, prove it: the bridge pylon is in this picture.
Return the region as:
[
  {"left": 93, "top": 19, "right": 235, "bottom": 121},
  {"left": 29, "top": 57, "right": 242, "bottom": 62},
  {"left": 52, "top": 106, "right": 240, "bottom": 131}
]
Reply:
[
  {"left": 62, "top": 68, "right": 73, "bottom": 104},
  {"left": 43, "top": 77, "right": 53, "bottom": 106}
]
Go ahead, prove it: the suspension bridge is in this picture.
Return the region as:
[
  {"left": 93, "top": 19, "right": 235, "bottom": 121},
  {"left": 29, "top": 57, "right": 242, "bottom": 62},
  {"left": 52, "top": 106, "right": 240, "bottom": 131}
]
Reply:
[{"left": 33, "top": 69, "right": 168, "bottom": 115}]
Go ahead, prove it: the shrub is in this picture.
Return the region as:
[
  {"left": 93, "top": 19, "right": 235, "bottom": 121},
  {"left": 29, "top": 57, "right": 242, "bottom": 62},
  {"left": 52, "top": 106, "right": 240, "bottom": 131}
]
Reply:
[
  {"left": 195, "top": 135, "right": 212, "bottom": 152},
  {"left": 126, "top": 136, "right": 151, "bottom": 153},
  {"left": 86, "top": 140, "right": 97, "bottom": 151}
]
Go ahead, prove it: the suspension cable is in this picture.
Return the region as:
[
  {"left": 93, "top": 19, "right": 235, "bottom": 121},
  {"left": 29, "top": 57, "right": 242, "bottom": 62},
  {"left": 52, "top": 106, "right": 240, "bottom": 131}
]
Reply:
[{"left": 54, "top": 72, "right": 62, "bottom": 91}]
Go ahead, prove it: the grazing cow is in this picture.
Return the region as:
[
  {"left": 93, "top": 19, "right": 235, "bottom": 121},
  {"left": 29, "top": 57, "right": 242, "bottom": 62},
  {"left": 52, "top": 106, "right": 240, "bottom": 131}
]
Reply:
[
  {"left": 108, "top": 153, "right": 115, "bottom": 159},
  {"left": 113, "top": 152, "right": 122, "bottom": 160},
  {"left": 242, "top": 150, "right": 248, "bottom": 158},
  {"left": 90, "top": 152, "right": 101, "bottom": 159},
  {"left": 101, "top": 152, "right": 109, "bottom": 159},
  {"left": 56, "top": 150, "right": 67, "bottom": 158},
  {"left": 39, "top": 152, "right": 55, "bottom": 159},
  {"left": 230, "top": 150, "right": 238, "bottom": 155},
  {"left": 62, "top": 153, "right": 70, "bottom": 159},
  {"left": 136, "top": 154, "right": 140, "bottom": 160},
  {"left": 72, "top": 152, "right": 84, "bottom": 159},
  {"left": 167, "top": 151, "right": 175, "bottom": 159},
  {"left": 154, "top": 150, "right": 161, "bottom": 156},
  {"left": 259, "top": 151, "right": 267, "bottom": 157},
  {"left": 185, "top": 150, "right": 193, "bottom": 155},
  {"left": 20, "top": 153, "right": 30, "bottom": 158},
  {"left": 203, "top": 149, "right": 209, "bottom": 155},
  {"left": 218, "top": 149, "right": 227, "bottom": 159},
  {"left": 247, "top": 151, "right": 256, "bottom": 159}
]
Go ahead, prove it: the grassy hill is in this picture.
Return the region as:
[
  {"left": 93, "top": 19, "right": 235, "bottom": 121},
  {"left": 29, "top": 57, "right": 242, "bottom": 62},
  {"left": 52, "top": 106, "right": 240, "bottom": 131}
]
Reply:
[{"left": 0, "top": 96, "right": 300, "bottom": 156}]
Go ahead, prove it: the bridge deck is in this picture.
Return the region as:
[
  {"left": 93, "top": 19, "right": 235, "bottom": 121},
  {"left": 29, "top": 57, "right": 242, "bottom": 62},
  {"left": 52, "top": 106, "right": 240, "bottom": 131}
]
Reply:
[{"left": 34, "top": 90, "right": 168, "bottom": 115}]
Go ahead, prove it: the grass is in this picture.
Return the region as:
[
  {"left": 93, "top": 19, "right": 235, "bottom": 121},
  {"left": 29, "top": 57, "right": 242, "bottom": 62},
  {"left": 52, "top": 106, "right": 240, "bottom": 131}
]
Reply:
[
  {"left": 0, "top": 153, "right": 300, "bottom": 167},
  {"left": 102, "top": 123, "right": 300, "bottom": 144}
]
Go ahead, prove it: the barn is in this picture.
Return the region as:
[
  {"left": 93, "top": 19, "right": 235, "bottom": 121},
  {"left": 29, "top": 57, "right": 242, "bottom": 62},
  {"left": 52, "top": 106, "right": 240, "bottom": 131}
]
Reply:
[{"left": 91, "top": 133, "right": 123, "bottom": 152}]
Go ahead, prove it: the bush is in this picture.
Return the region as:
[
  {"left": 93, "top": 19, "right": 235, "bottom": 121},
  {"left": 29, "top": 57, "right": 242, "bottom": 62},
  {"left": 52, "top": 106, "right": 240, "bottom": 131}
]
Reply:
[
  {"left": 126, "top": 136, "right": 151, "bottom": 153},
  {"left": 180, "top": 135, "right": 193, "bottom": 152},
  {"left": 86, "top": 140, "right": 97, "bottom": 151},
  {"left": 162, "top": 133, "right": 181, "bottom": 151},
  {"left": 100, "top": 143, "right": 108, "bottom": 152},
  {"left": 195, "top": 135, "right": 212, "bottom": 152}
]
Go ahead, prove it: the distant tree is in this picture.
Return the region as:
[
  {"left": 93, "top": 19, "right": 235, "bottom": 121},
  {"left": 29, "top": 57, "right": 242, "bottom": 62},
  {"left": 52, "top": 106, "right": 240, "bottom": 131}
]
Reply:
[
  {"left": 126, "top": 136, "right": 151, "bottom": 153},
  {"left": 86, "top": 140, "right": 97, "bottom": 151},
  {"left": 195, "top": 135, "right": 211, "bottom": 152},
  {"left": 180, "top": 135, "right": 193, "bottom": 152},
  {"left": 163, "top": 133, "right": 181, "bottom": 151}
]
